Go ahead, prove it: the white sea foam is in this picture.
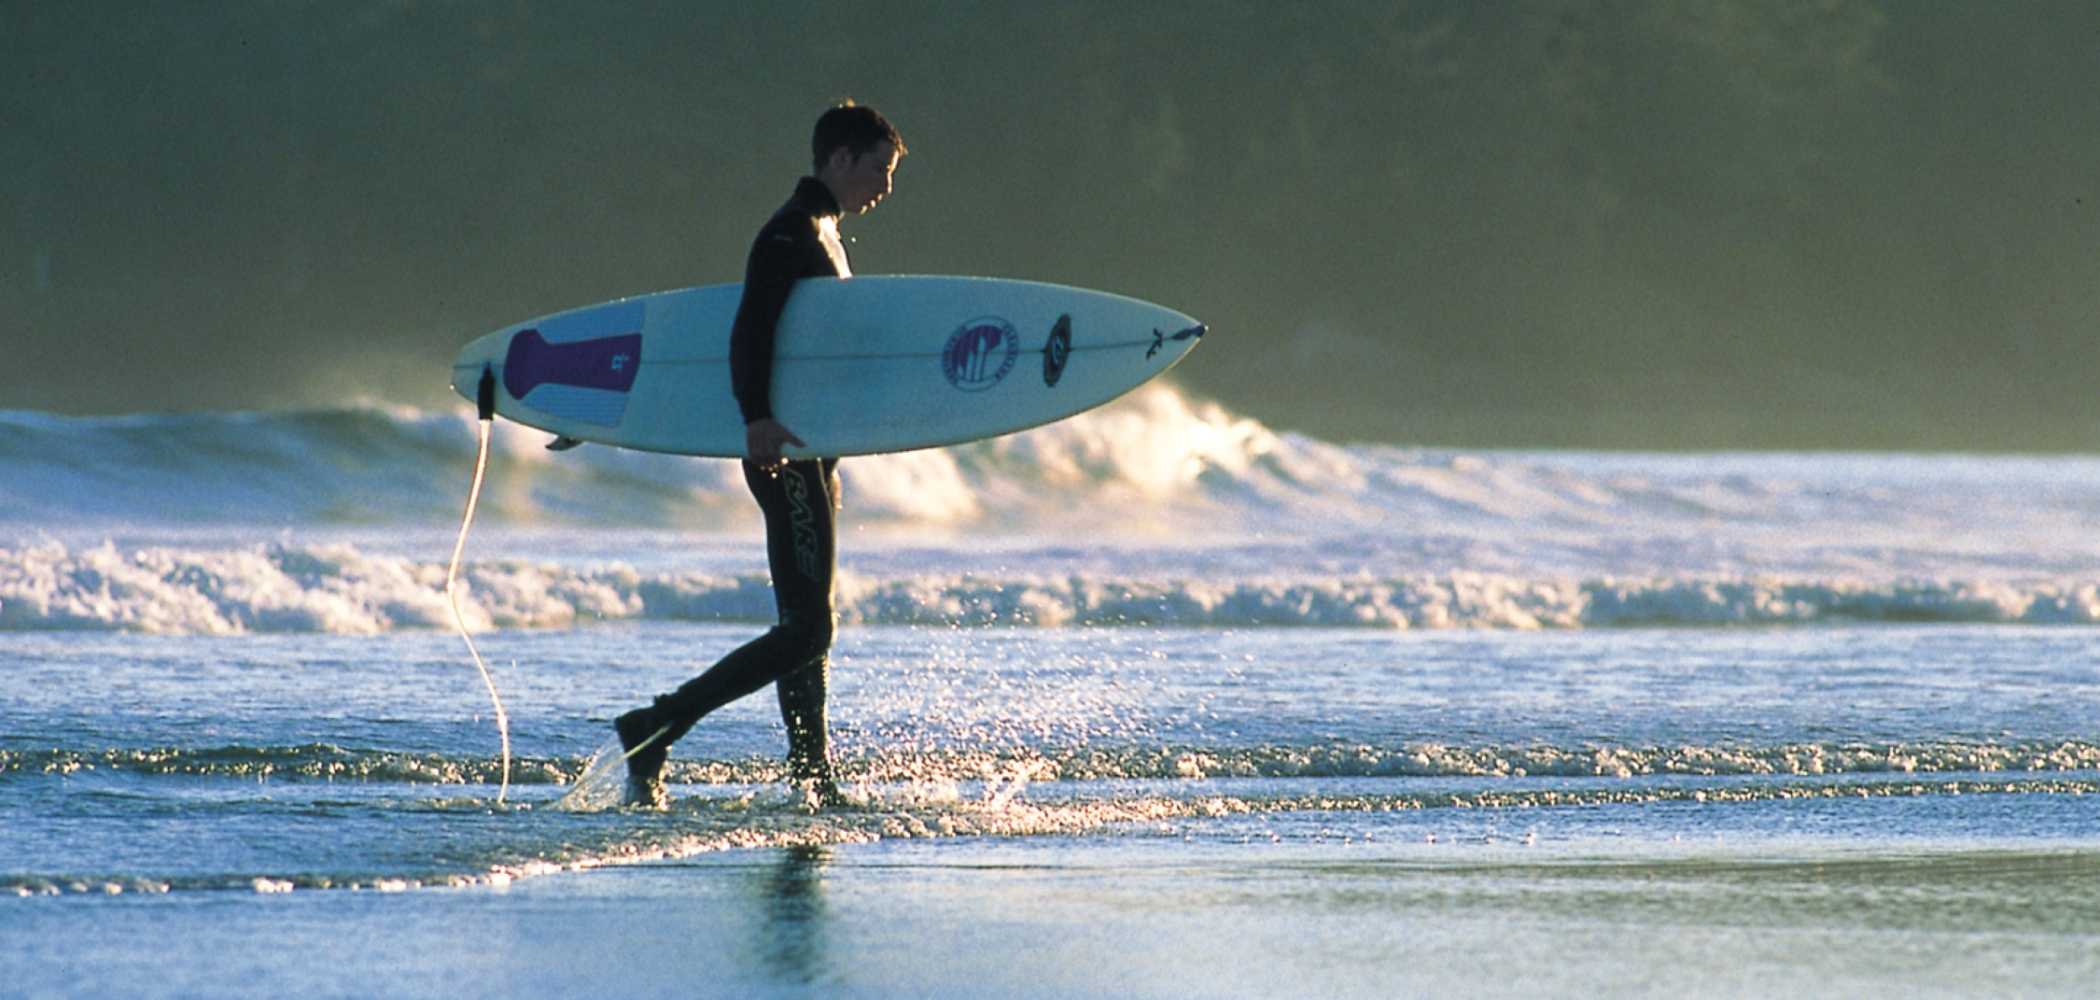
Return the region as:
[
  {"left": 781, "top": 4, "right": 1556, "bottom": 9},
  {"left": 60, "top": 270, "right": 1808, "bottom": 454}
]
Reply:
[
  {"left": 6, "top": 539, "right": 2100, "bottom": 634},
  {"left": 11, "top": 386, "right": 2100, "bottom": 630}
]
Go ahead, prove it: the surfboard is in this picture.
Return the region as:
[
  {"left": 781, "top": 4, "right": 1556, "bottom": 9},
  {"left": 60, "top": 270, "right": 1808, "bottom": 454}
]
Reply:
[{"left": 448, "top": 275, "right": 1205, "bottom": 457}]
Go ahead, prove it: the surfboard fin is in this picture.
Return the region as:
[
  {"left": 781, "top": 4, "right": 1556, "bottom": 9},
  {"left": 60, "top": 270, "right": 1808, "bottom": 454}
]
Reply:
[{"left": 547, "top": 435, "right": 585, "bottom": 451}]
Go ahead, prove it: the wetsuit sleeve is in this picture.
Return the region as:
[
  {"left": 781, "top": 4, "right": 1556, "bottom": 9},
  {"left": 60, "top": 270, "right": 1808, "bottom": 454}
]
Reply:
[{"left": 729, "top": 227, "right": 803, "bottom": 425}]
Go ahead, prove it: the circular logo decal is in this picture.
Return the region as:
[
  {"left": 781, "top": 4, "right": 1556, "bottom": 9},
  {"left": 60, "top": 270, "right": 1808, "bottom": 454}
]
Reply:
[
  {"left": 942, "top": 316, "right": 1020, "bottom": 392},
  {"left": 1042, "top": 314, "right": 1072, "bottom": 388}
]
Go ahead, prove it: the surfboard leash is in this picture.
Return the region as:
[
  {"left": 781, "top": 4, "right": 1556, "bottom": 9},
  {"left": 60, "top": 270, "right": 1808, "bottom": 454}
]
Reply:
[{"left": 445, "top": 366, "right": 514, "bottom": 803}]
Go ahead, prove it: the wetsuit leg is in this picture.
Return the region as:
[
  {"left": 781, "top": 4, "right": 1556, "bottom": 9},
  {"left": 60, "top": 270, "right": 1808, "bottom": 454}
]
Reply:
[
  {"left": 644, "top": 458, "right": 837, "bottom": 752},
  {"left": 775, "top": 652, "right": 830, "bottom": 778},
  {"left": 775, "top": 460, "right": 840, "bottom": 778}
]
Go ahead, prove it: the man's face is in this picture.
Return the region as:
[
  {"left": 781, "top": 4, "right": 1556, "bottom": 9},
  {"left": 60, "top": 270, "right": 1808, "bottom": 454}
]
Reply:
[{"left": 822, "top": 141, "right": 899, "bottom": 214}]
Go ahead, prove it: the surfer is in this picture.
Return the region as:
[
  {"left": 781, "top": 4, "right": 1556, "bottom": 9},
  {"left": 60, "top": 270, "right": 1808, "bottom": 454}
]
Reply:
[{"left": 613, "top": 102, "right": 904, "bottom": 808}]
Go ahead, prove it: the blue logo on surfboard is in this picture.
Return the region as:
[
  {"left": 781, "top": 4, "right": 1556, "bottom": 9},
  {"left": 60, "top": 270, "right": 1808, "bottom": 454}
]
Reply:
[{"left": 942, "top": 317, "right": 1020, "bottom": 392}]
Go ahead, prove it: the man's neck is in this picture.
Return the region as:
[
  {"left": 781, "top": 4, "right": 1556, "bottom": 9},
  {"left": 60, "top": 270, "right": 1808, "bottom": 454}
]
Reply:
[{"left": 800, "top": 176, "right": 843, "bottom": 218}]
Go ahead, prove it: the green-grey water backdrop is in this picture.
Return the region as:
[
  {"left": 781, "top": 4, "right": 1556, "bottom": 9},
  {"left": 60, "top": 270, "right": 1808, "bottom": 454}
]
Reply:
[{"left": 5, "top": 0, "right": 2098, "bottom": 449}]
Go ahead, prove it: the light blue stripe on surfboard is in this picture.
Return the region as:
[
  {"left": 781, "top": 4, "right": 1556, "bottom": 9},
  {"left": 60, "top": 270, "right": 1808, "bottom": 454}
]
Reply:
[
  {"left": 537, "top": 300, "right": 646, "bottom": 344},
  {"left": 520, "top": 384, "right": 629, "bottom": 427}
]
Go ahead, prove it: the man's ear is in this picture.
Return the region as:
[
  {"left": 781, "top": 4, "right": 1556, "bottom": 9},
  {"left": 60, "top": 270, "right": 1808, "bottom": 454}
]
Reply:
[{"left": 825, "top": 146, "right": 853, "bottom": 174}]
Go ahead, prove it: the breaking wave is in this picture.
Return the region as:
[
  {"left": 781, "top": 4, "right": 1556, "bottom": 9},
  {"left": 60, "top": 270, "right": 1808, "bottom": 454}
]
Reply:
[
  {"left": 0, "top": 386, "right": 1280, "bottom": 532},
  {"left": 13, "top": 386, "right": 2100, "bottom": 634},
  {"left": 7, "top": 540, "right": 2100, "bottom": 633}
]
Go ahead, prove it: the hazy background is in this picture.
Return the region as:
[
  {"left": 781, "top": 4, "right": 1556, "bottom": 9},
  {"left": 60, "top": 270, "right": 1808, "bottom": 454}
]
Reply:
[{"left": 4, "top": 0, "right": 2097, "bottom": 450}]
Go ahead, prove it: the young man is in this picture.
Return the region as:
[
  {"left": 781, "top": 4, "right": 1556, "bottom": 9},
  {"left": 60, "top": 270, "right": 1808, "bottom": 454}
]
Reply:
[{"left": 615, "top": 103, "right": 904, "bottom": 808}]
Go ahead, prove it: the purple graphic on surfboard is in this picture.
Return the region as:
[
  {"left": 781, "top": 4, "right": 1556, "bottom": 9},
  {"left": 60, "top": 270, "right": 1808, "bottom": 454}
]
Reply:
[
  {"left": 503, "top": 330, "right": 642, "bottom": 400},
  {"left": 500, "top": 299, "right": 646, "bottom": 427},
  {"left": 942, "top": 317, "right": 1020, "bottom": 392}
]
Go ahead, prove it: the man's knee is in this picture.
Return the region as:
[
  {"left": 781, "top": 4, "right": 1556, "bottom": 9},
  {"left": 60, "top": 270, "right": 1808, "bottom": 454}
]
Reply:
[{"left": 776, "top": 612, "right": 835, "bottom": 664}]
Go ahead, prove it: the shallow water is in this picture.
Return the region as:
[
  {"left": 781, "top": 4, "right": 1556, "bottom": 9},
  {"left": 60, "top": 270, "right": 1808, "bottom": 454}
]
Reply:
[
  {"left": 12, "top": 824, "right": 2100, "bottom": 999},
  {"left": 7, "top": 623, "right": 2100, "bottom": 998},
  {"left": 9, "top": 400, "right": 2100, "bottom": 994}
]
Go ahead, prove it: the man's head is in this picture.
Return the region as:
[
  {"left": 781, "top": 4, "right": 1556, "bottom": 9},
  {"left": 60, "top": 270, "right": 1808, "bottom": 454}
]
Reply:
[{"left": 812, "top": 102, "right": 904, "bottom": 215}]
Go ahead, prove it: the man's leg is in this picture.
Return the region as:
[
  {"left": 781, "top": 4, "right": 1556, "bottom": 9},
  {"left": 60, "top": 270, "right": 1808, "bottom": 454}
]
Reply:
[
  {"left": 616, "top": 458, "right": 838, "bottom": 805},
  {"left": 776, "top": 659, "right": 830, "bottom": 779},
  {"left": 774, "top": 458, "right": 840, "bottom": 794}
]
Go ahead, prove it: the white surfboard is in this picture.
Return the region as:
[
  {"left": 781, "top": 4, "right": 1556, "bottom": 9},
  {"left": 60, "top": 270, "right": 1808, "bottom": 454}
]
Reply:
[{"left": 449, "top": 276, "right": 1205, "bottom": 457}]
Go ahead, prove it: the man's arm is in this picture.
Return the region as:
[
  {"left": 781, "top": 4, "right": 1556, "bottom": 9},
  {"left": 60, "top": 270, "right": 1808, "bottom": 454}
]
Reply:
[{"left": 729, "top": 228, "right": 803, "bottom": 429}]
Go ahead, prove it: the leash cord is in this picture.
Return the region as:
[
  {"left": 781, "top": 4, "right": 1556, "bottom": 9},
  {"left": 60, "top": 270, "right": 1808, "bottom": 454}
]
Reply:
[{"left": 446, "top": 379, "right": 511, "bottom": 803}]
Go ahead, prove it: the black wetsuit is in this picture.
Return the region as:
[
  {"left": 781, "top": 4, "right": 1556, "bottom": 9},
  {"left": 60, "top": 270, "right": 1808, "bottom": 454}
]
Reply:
[{"left": 636, "top": 177, "right": 848, "bottom": 780}]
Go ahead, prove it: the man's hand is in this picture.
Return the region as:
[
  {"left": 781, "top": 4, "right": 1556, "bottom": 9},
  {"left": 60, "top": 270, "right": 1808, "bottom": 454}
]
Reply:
[{"left": 746, "top": 418, "right": 806, "bottom": 470}]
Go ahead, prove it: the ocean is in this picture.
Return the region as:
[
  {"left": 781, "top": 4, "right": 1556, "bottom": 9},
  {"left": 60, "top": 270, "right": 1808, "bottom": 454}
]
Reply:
[{"left": 6, "top": 385, "right": 2100, "bottom": 998}]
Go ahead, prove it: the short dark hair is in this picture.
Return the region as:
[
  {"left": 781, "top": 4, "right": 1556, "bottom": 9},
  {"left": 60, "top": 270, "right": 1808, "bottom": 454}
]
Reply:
[{"left": 812, "top": 102, "right": 904, "bottom": 173}]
